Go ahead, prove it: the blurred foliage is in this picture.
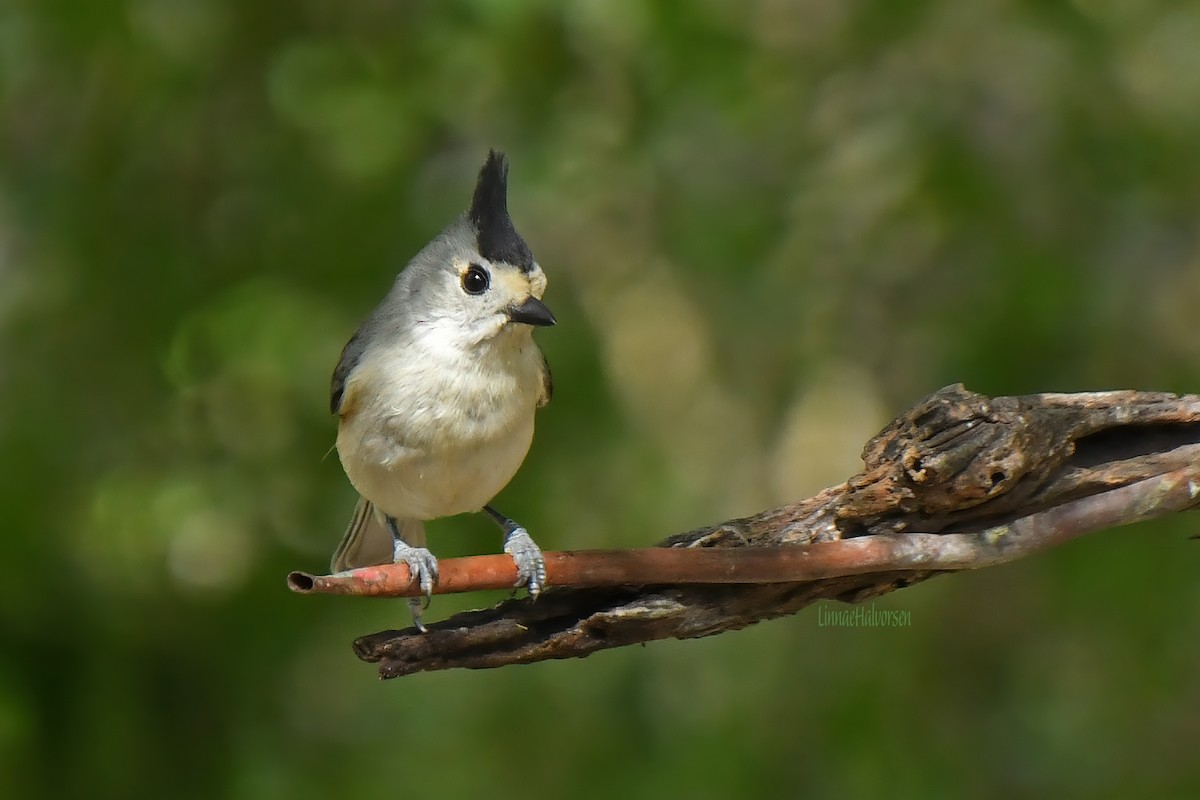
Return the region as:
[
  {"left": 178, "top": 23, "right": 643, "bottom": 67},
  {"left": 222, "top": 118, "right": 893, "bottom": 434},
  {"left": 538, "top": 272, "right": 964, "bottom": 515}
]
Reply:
[{"left": 2, "top": 0, "right": 1200, "bottom": 797}]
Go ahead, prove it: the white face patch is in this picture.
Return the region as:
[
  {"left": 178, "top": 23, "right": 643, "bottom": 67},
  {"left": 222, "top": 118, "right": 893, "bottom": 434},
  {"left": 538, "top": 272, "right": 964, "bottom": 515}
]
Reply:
[{"left": 435, "top": 257, "right": 541, "bottom": 348}]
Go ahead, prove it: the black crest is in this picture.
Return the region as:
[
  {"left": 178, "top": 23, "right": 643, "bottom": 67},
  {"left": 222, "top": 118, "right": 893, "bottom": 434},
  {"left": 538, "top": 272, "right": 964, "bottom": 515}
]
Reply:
[{"left": 470, "top": 150, "right": 534, "bottom": 272}]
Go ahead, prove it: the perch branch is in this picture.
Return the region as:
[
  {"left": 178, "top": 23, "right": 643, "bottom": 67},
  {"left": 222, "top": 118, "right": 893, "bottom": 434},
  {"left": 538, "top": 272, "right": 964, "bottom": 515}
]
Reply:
[
  {"left": 289, "top": 465, "right": 1200, "bottom": 598},
  {"left": 288, "top": 384, "right": 1200, "bottom": 678}
]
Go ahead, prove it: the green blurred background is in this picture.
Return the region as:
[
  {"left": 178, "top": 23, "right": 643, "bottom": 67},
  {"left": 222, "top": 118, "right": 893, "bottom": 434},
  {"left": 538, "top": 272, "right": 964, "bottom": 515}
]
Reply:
[{"left": 3, "top": 1, "right": 1199, "bottom": 797}]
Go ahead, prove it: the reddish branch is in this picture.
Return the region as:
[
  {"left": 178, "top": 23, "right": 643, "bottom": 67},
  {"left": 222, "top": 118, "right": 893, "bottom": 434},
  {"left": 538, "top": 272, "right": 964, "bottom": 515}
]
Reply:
[
  {"left": 288, "top": 466, "right": 1200, "bottom": 598},
  {"left": 288, "top": 384, "right": 1200, "bottom": 678}
]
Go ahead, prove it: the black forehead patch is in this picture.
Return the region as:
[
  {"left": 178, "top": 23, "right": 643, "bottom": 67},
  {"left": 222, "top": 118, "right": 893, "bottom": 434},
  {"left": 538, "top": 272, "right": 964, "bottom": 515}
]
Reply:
[{"left": 470, "top": 150, "right": 534, "bottom": 272}]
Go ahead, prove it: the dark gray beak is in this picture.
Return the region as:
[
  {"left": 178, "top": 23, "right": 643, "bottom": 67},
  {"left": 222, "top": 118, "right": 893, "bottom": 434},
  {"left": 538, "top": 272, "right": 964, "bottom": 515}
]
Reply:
[{"left": 507, "top": 296, "right": 556, "bottom": 327}]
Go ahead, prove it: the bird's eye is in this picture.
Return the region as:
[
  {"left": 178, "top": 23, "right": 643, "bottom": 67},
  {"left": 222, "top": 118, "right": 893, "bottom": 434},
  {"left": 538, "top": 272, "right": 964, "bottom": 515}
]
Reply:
[{"left": 462, "top": 263, "right": 490, "bottom": 295}]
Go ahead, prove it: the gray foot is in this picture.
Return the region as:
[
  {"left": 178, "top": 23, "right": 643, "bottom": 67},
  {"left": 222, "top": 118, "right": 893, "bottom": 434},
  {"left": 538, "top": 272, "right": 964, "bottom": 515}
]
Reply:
[
  {"left": 483, "top": 506, "right": 546, "bottom": 597},
  {"left": 392, "top": 538, "right": 439, "bottom": 600},
  {"left": 503, "top": 526, "right": 546, "bottom": 597},
  {"left": 385, "top": 516, "right": 438, "bottom": 633}
]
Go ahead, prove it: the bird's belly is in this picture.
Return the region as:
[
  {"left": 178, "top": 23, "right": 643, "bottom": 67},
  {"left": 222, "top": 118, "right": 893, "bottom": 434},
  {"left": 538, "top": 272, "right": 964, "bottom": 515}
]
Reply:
[{"left": 338, "top": 412, "right": 535, "bottom": 521}]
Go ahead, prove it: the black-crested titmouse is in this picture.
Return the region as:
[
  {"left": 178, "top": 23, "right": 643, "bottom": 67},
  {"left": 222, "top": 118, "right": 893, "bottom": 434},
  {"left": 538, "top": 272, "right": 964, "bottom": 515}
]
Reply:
[{"left": 329, "top": 151, "right": 554, "bottom": 628}]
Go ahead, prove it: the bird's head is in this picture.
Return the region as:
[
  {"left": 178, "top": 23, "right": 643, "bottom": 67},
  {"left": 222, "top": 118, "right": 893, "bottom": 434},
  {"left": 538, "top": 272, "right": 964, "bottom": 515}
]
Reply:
[{"left": 400, "top": 151, "right": 554, "bottom": 347}]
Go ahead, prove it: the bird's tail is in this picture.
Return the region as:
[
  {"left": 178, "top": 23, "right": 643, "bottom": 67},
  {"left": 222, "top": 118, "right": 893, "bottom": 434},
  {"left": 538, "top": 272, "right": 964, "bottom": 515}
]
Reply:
[{"left": 330, "top": 497, "right": 426, "bottom": 573}]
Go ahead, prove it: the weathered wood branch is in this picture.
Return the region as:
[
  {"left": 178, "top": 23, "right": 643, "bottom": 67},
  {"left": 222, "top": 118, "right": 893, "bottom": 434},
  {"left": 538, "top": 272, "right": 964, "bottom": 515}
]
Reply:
[{"left": 290, "top": 384, "right": 1200, "bottom": 678}]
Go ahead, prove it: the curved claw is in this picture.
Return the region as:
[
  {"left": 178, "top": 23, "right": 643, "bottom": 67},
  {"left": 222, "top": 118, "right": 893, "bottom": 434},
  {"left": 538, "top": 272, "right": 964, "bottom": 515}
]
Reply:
[
  {"left": 392, "top": 541, "right": 439, "bottom": 600},
  {"left": 503, "top": 527, "right": 546, "bottom": 598}
]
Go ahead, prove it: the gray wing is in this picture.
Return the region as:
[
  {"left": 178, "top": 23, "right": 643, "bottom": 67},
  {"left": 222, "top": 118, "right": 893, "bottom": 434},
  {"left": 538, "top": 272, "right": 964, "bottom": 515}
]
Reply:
[{"left": 330, "top": 327, "right": 369, "bottom": 415}]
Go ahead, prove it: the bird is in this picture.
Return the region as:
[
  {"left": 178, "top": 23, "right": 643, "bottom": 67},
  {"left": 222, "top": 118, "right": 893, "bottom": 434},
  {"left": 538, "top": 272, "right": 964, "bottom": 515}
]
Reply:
[{"left": 328, "top": 150, "right": 554, "bottom": 629}]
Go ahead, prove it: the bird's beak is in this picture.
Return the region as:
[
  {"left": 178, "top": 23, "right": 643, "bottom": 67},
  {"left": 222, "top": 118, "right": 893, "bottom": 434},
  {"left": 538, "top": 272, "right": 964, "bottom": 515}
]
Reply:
[{"left": 507, "top": 296, "right": 556, "bottom": 327}]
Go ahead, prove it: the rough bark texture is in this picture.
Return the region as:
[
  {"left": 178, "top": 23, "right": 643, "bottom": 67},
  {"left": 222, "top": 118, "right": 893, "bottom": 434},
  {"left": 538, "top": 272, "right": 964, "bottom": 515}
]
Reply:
[{"left": 342, "top": 384, "right": 1200, "bottom": 677}]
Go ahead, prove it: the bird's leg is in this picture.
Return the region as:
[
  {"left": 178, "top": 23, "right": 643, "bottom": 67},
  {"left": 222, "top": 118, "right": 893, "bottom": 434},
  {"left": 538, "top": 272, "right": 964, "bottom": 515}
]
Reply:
[
  {"left": 385, "top": 515, "right": 439, "bottom": 632},
  {"left": 483, "top": 505, "right": 546, "bottom": 598}
]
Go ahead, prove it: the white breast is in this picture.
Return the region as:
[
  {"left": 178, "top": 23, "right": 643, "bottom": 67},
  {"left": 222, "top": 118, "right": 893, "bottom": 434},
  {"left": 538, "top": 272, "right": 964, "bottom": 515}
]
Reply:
[{"left": 336, "top": 326, "right": 545, "bottom": 521}]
